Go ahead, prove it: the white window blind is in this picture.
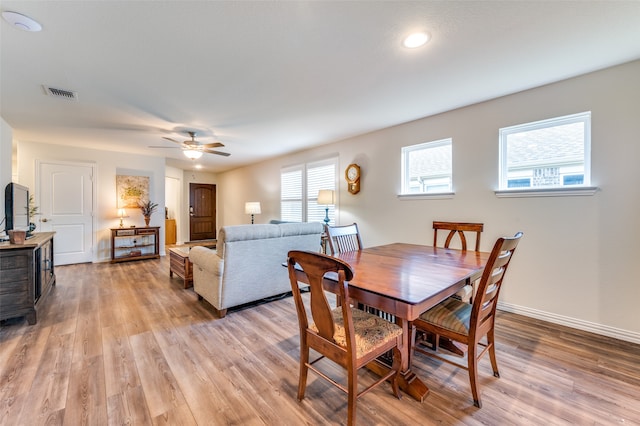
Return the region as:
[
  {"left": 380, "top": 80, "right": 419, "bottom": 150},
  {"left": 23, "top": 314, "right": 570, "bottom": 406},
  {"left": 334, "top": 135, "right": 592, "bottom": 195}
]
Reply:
[
  {"left": 281, "top": 158, "right": 337, "bottom": 224},
  {"left": 281, "top": 166, "right": 303, "bottom": 222},
  {"left": 307, "top": 160, "right": 336, "bottom": 225}
]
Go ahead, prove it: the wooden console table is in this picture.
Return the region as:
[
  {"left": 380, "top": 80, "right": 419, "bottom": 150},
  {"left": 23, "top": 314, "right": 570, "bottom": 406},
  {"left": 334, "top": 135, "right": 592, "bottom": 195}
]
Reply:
[
  {"left": 0, "top": 232, "right": 56, "bottom": 325},
  {"left": 111, "top": 227, "right": 160, "bottom": 263}
]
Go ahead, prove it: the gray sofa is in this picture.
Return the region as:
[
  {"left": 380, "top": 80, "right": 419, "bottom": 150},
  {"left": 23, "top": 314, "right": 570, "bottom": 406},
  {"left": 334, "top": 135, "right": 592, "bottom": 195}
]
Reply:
[{"left": 189, "top": 222, "right": 323, "bottom": 318}]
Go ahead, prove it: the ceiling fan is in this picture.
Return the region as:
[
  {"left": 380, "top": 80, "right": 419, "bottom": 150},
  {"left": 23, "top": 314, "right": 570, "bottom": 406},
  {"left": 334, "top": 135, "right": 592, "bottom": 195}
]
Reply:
[{"left": 150, "top": 131, "right": 230, "bottom": 159}]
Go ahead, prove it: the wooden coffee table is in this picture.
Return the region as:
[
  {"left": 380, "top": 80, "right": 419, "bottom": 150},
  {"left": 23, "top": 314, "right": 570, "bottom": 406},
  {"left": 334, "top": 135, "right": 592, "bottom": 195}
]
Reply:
[{"left": 169, "top": 247, "right": 193, "bottom": 288}]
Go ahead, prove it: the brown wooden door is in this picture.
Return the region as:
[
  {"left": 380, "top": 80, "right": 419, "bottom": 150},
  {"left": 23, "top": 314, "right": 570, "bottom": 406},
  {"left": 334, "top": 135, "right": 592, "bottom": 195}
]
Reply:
[{"left": 189, "top": 183, "right": 216, "bottom": 241}]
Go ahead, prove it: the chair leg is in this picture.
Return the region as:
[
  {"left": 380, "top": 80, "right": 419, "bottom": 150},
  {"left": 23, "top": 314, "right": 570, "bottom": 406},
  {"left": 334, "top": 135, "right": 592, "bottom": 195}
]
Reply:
[
  {"left": 390, "top": 346, "right": 402, "bottom": 399},
  {"left": 347, "top": 364, "right": 358, "bottom": 426},
  {"left": 298, "top": 346, "right": 309, "bottom": 401},
  {"left": 467, "top": 343, "right": 482, "bottom": 408},
  {"left": 438, "top": 336, "right": 466, "bottom": 357},
  {"left": 487, "top": 329, "right": 500, "bottom": 378}
]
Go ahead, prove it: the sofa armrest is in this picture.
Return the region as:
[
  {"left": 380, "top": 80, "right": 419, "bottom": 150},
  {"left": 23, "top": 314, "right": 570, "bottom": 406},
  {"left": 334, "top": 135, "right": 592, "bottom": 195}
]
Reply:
[{"left": 189, "top": 246, "right": 223, "bottom": 277}]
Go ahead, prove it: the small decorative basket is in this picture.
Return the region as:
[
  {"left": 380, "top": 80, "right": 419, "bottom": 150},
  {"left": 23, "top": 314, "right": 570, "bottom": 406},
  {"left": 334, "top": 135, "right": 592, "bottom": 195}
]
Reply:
[{"left": 8, "top": 230, "right": 26, "bottom": 244}]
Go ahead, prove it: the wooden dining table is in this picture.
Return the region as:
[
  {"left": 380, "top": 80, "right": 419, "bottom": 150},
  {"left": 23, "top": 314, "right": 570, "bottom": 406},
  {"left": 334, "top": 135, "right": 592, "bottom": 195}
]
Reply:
[{"left": 297, "top": 243, "right": 490, "bottom": 402}]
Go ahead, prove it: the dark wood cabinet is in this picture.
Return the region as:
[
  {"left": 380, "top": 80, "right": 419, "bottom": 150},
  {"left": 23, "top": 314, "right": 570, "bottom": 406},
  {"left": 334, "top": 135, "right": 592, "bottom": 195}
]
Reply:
[
  {"left": 111, "top": 227, "right": 160, "bottom": 263},
  {"left": 0, "top": 232, "right": 56, "bottom": 325}
]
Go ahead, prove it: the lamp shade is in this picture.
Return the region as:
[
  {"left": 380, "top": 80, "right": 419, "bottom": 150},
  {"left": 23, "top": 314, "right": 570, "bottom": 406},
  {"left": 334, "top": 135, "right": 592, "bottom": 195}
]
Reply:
[
  {"left": 317, "top": 189, "right": 335, "bottom": 205},
  {"left": 245, "top": 202, "right": 261, "bottom": 215},
  {"left": 183, "top": 149, "right": 203, "bottom": 159}
]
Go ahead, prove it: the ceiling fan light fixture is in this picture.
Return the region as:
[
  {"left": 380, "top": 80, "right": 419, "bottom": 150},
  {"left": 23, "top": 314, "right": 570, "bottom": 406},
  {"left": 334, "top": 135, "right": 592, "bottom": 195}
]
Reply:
[{"left": 183, "top": 149, "right": 203, "bottom": 160}]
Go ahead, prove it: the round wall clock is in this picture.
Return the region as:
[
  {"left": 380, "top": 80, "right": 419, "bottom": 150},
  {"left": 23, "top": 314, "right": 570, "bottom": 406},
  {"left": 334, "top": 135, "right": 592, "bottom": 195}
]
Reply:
[{"left": 345, "top": 163, "right": 361, "bottom": 194}]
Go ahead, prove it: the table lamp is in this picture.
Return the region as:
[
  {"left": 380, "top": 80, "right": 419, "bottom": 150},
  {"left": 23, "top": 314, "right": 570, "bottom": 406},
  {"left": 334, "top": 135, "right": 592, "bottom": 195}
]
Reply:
[
  {"left": 317, "top": 189, "right": 335, "bottom": 226},
  {"left": 245, "top": 202, "right": 261, "bottom": 224},
  {"left": 118, "top": 208, "right": 128, "bottom": 228}
]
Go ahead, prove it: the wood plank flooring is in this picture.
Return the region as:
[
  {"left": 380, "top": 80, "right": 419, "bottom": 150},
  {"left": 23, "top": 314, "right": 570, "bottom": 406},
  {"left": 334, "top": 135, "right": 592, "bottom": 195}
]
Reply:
[{"left": 1, "top": 257, "right": 639, "bottom": 425}]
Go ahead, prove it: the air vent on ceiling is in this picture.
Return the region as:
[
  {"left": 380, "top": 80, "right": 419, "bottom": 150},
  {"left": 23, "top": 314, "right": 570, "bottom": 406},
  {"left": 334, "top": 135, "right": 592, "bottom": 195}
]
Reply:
[{"left": 42, "top": 85, "right": 78, "bottom": 101}]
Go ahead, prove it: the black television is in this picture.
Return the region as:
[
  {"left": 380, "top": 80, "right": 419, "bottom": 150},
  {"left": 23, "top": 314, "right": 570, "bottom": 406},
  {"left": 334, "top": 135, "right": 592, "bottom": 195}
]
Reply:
[{"left": 5, "top": 182, "right": 31, "bottom": 236}]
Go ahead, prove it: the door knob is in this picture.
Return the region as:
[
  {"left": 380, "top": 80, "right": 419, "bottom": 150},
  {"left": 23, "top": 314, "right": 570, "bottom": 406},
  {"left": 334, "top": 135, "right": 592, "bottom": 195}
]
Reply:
[{"left": 41, "top": 218, "right": 49, "bottom": 223}]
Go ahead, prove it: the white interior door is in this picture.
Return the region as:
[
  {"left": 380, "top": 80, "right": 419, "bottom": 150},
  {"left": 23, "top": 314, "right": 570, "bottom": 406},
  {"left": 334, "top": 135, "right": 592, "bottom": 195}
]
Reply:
[{"left": 38, "top": 161, "right": 95, "bottom": 265}]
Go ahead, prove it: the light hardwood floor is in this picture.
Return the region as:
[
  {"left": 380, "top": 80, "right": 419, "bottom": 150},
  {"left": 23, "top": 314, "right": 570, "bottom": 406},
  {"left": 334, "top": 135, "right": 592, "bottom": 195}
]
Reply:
[{"left": 1, "top": 257, "right": 639, "bottom": 425}]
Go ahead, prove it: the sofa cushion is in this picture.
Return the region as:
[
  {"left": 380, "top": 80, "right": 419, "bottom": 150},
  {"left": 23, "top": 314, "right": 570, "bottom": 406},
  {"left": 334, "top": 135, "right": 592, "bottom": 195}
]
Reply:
[
  {"left": 279, "top": 222, "right": 324, "bottom": 237},
  {"left": 217, "top": 224, "right": 280, "bottom": 258}
]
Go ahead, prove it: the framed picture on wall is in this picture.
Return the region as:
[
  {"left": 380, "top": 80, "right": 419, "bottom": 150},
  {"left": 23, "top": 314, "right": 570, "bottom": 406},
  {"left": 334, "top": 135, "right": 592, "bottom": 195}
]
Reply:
[{"left": 116, "top": 175, "right": 149, "bottom": 208}]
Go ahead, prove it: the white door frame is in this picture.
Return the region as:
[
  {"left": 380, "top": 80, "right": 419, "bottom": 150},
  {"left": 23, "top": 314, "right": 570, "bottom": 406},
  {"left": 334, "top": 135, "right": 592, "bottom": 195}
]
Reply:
[
  {"left": 35, "top": 159, "right": 98, "bottom": 263},
  {"left": 165, "top": 175, "right": 182, "bottom": 244}
]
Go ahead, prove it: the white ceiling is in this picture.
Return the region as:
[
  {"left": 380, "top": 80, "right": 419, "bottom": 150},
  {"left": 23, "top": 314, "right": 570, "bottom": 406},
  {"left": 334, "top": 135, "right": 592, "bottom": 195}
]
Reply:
[{"left": 2, "top": 1, "right": 640, "bottom": 173}]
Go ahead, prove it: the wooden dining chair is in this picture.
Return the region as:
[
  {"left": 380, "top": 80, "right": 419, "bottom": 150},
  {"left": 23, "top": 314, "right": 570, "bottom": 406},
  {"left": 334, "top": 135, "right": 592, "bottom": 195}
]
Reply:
[
  {"left": 433, "top": 221, "right": 484, "bottom": 303},
  {"left": 412, "top": 232, "right": 523, "bottom": 408},
  {"left": 326, "top": 223, "right": 363, "bottom": 255},
  {"left": 433, "top": 221, "right": 483, "bottom": 252},
  {"left": 287, "top": 250, "right": 403, "bottom": 426}
]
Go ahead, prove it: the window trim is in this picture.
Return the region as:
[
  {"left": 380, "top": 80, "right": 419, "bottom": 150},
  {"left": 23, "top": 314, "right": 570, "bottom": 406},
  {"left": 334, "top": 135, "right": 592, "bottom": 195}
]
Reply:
[
  {"left": 401, "top": 138, "right": 453, "bottom": 195},
  {"left": 498, "top": 112, "right": 593, "bottom": 195},
  {"left": 398, "top": 192, "right": 455, "bottom": 201},
  {"left": 495, "top": 186, "right": 598, "bottom": 198}
]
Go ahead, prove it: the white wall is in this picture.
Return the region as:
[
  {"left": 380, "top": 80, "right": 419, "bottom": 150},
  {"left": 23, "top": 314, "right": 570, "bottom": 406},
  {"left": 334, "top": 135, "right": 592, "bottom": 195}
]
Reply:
[
  {"left": 16, "top": 141, "right": 167, "bottom": 261},
  {"left": 215, "top": 60, "right": 640, "bottom": 342},
  {"left": 217, "top": 163, "right": 284, "bottom": 226}
]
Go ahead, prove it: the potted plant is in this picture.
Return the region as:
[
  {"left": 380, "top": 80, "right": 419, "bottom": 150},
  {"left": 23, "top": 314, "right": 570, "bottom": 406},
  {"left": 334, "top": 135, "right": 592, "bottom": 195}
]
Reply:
[
  {"left": 138, "top": 200, "right": 158, "bottom": 226},
  {"left": 28, "top": 195, "right": 39, "bottom": 233}
]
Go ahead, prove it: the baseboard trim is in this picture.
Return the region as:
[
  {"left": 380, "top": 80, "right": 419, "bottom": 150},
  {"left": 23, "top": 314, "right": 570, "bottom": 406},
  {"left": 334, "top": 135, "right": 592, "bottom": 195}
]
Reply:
[{"left": 497, "top": 301, "right": 640, "bottom": 345}]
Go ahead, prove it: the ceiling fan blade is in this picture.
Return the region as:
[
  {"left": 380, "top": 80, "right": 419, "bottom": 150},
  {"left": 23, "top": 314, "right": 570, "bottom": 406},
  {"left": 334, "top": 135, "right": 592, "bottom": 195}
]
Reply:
[
  {"left": 148, "top": 145, "right": 178, "bottom": 149},
  {"left": 202, "top": 142, "right": 224, "bottom": 149},
  {"left": 204, "top": 149, "right": 231, "bottom": 157},
  {"left": 162, "top": 136, "right": 182, "bottom": 144}
]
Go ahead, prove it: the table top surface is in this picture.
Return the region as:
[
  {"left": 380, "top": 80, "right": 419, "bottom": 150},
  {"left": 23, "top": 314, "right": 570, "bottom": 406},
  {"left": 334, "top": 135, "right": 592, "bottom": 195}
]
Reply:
[
  {"left": 169, "top": 246, "right": 191, "bottom": 256},
  {"left": 333, "top": 243, "right": 490, "bottom": 307},
  {"left": 0, "top": 232, "right": 56, "bottom": 250}
]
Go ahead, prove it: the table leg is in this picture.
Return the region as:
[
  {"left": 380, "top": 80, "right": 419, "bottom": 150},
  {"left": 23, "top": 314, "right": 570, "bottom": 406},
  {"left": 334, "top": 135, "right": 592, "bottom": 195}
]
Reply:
[
  {"left": 367, "top": 362, "right": 430, "bottom": 402},
  {"left": 367, "top": 317, "right": 429, "bottom": 402}
]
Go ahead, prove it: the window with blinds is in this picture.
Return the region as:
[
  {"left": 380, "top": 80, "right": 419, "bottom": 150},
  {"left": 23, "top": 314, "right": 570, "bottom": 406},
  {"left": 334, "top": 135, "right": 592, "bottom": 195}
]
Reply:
[
  {"left": 281, "top": 158, "right": 337, "bottom": 224},
  {"left": 281, "top": 167, "right": 303, "bottom": 222}
]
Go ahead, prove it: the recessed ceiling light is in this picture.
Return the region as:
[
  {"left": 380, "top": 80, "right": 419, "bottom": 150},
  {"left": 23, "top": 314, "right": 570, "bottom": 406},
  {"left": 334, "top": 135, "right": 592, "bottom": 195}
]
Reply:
[
  {"left": 2, "top": 11, "right": 42, "bottom": 32},
  {"left": 403, "top": 32, "right": 430, "bottom": 49}
]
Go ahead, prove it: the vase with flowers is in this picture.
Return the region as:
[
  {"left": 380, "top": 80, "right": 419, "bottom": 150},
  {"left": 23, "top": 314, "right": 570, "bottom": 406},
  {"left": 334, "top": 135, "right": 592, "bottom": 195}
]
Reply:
[{"left": 138, "top": 200, "right": 158, "bottom": 227}]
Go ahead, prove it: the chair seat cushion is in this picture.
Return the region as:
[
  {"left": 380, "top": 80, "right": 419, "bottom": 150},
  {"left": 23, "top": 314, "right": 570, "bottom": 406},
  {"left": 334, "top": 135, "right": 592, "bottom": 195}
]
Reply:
[
  {"left": 311, "top": 307, "right": 402, "bottom": 358},
  {"left": 419, "top": 297, "right": 471, "bottom": 335}
]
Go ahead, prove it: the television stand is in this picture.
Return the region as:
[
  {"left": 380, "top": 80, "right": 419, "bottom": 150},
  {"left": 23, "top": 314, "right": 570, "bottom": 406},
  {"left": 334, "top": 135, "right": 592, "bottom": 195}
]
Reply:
[{"left": 0, "top": 232, "right": 56, "bottom": 325}]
